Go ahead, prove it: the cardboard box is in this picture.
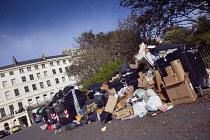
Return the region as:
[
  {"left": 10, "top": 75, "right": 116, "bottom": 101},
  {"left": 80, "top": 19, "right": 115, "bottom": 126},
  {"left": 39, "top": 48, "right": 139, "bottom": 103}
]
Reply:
[
  {"left": 137, "top": 82, "right": 147, "bottom": 88},
  {"left": 86, "top": 102, "right": 97, "bottom": 113},
  {"left": 108, "top": 88, "right": 116, "bottom": 95},
  {"left": 101, "top": 84, "right": 109, "bottom": 91},
  {"left": 130, "top": 64, "right": 139, "bottom": 69},
  {"left": 105, "top": 95, "right": 118, "bottom": 113},
  {"left": 113, "top": 106, "right": 134, "bottom": 119},
  {"left": 146, "top": 79, "right": 156, "bottom": 89},
  {"left": 165, "top": 75, "right": 197, "bottom": 105},
  {"left": 154, "top": 70, "right": 169, "bottom": 101},
  {"left": 138, "top": 72, "right": 144, "bottom": 82},
  {"left": 165, "top": 66, "right": 174, "bottom": 76},
  {"left": 116, "top": 86, "right": 134, "bottom": 109},
  {"left": 170, "top": 59, "right": 185, "bottom": 82},
  {"left": 163, "top": 75, "right": 179, "bottom": 86}
]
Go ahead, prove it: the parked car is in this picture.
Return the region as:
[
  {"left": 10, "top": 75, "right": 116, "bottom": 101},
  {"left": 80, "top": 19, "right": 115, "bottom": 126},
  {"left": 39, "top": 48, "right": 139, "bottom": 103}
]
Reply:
[
  {"left": 11, "top": 125, "right": 22, "bottom": 133},
  {"left": 0, "top": 130, "right": 10, "bottom": 138}
]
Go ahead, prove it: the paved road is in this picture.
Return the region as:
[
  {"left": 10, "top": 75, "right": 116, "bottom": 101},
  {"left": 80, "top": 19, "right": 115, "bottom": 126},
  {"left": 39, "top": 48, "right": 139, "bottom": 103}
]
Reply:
[{"left": 2, "top": 90, "right": 210, "bottom": 140}]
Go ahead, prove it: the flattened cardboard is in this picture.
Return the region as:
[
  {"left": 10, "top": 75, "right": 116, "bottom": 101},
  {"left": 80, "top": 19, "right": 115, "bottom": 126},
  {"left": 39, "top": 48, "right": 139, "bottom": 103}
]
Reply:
[
  {"left": 101, "top": 84, "right": 109, "bottom": 91},
  {"left": 163, "top": 75, "right": 179, "bottom": 86},
  {"left": 170, "top": 59, "right": 185, "bottom": 82},
  {"left": 116, "top": 86, "right": 134, "bottom": 109},
  {"left": 113, "top": 106, "right": 134, "bottom": 119},
  {"left": 154, "top": 70, "right": 169, "bottom": 101},
  {"left": 86, "top": 102, "right": 97, "bottom": 113},
  {"left": 138, "top": 72, "right": 144, "bottom": 82},
  {"left": 165, "top": 66, "right": 174, "bottom": 76},
  {"left": 130, "top": 64, "right": 139, "bottom": 69},
  {"left": 165, "top": 75, "right": 197, "bottom": 105},
  {"left": 108, "top": 88, "right": 116, "bottom": 95},
  {"left": 105, "top": 95, "right": 118, "bottom": 113}
]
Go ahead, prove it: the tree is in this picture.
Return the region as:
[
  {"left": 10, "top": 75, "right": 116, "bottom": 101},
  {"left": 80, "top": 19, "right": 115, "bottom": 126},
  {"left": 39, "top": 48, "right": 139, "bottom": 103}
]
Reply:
[
  {"left": 189, "top": 16, "right": 210, "bottom": 49},
  {"left": 161, "top": 26, "right": 192, "bottom": 44},
  {"left": 119, "top": 0, "right": 210, "bottom": 39}
]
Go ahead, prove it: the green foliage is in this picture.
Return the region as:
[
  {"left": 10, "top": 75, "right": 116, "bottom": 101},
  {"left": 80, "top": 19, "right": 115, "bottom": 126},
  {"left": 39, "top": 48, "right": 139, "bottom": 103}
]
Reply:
[
  {"left": 161, "top": 26, "right": 192, "bottom": 44},
  {"left": 81, "top": 59, "right": 125, "bottom": 92},
  {"left": 190, "top": 16, "right": 210, "bottom": 49}
]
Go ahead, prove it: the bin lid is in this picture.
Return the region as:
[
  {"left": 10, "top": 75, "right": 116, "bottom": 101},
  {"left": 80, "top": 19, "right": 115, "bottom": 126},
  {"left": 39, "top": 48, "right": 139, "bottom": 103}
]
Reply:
[{"left": 153, "top": 44, "right": 183, "bottom": 52}]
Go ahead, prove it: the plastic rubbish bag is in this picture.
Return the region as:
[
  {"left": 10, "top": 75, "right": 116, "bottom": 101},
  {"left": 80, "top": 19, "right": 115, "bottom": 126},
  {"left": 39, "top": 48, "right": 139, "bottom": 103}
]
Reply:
[
  {"left": 146, "top": 95, "right": 163, "bottom": 111},
  {"left": 88, "top": 112, "right": 98, "bottom": 122},
  {"left": 65, "top": 122, "right": 79, "bottom": 131},
  {"left": 134, "top": 88, "right": 149, "bottom": 102},
  {"left": 79, "top": 116, "right": 89, "bottom": 126},
  {"left": 119, "top": 62, "right": 132, "bottom": 74},
  {"left": 133, "top": 100, "right": 147, "bottom": 117},
  {"left": 145, "top": 89, "right": 156, "bottom": 97}
]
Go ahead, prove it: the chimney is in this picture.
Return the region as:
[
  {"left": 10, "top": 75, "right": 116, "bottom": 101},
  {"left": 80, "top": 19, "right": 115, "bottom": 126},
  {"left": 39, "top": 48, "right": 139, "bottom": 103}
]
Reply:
[
  {"left": 12, "top": 56, "right": 18, "bottom": 66},
  {"left": 41, "top": 52, "right": 46, "bottom": 60}
]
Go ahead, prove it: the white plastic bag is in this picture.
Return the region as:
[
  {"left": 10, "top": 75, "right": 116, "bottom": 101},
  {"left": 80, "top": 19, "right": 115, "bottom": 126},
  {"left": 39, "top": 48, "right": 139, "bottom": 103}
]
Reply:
[
  {"left": 146, "top": 96, "right": 163, "bottom": 111},
  {"left": 133, "top": 100, "right": 147, "bottom": 117}
]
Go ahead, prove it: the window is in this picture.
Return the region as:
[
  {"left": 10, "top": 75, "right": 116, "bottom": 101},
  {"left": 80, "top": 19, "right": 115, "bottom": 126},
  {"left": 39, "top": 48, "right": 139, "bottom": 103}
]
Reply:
[
  {"left": 9, "top": 105, "right": 14, "bottom": 115},
  {"left": 18, "top": 102, "right": 24, "bottom": 112},
  {"left": 19, "top": 68, "right": 24, "bottom": 73},
  {"left": 11, "top": 79, "right": 16, "bottom": 85},
  {"left": 43, "top": 94, "right": 47, "bottom": 100},
  {"left": 29, "top": 74, "right": 34, "bottom": 80},
  {"left": 18, "top": 102, "right": 23, "bottom": 109},
  {"left": 52, "top": 69, "right": 56, "bottom": 74},
  {"left": 42, "top": 64, "right": 45, "bottom": 68},
  {"left": 55, "top": 78, "right": 59, "bottom": 84},
  {"left": 62, "top": 76, "right": 66, "bottom": 82},
  {"left": 50, "top": 92, "right": 54, "bottom": 97},
  {"left": 28, "top": 99, "right": 32, "bottom": 106},
  {"left": 37, "top": 73, "right": 41, "bottom": 79},
  {"left": 32, "top": 84, "right": 37, "bottom": 90},
  {"left": 50, "top": 62, "right": 54, "bottom": 66},
  {"left": 36, "top": 96, "right": 41, "bottom": 104},
  {"left": 21, "top": 76, "right": 26, "bottom": 82},
  {"left": 5, "top": 91, "right": 11, "bottom": 99},
  {"left": 14, "top": 89, "right": 20, "bottom": 96},
  {"left": 27, "top": 67, "right": 31, "bottom": 72},
  {"left": 57, "top": 61, "right": 60, "bottom": 65},
  {"left": 63, "top": 60, "right": 66, "bottom": 64},
  {"left": 9, "top": 71, "right": 14, "bottom": 75},
  {"left": 34, "top": 65, "right": 39, "bottom": 70},
  {"left": 65, "top": 67, "right": 69, "bottom": 72},
  {"left": 59, "top": 68, "right": 63, "bottom": 73},
  {"left": 39, "top": 82, "right": 44, "bottom": 88},
  {"left": 24, "top": 86, "right": 29, "bottom": 92},
  {"left": 0, "top": 108, "right": 6, "bottom": 118},
  {"left": 2, "top": 81, "right": 7, "bottom": 88},
  {"left": 0, "top": 73, "right": 5, "bottom": 78},
  {"left": 46, "top": 80, "right": 51, "bottom": 86},
  {"left": 44, "top": 71, "right": 48, "bottom": 77}
]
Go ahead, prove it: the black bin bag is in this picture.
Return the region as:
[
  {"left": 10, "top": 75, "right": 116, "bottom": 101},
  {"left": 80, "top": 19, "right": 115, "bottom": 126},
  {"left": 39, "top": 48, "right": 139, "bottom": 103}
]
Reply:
[
  {"left": 65, "top": 122, "right": 79, "bottom": 131},
  {"left": 119, "top": 62, "right": 132, "bottom": 75},
  {"left": 100, "top": 111, "right": 112, "bottom": 125}
]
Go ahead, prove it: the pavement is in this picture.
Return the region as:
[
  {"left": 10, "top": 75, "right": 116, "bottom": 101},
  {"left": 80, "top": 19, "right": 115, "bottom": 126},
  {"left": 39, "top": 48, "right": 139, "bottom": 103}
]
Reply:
[{"left": 2, "top": 89, "right": 210, "bottom": 140}]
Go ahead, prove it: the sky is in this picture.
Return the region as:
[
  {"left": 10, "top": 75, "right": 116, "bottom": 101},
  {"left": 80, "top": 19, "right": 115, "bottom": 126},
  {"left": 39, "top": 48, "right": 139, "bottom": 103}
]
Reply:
[{"left": 0, "top": 0, "right": 131, "bottom": 67}]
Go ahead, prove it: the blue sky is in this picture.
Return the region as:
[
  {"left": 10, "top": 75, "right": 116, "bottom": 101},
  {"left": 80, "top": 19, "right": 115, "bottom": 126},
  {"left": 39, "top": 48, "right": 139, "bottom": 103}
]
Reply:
[{"left": 0, "top": 0, "right": 131, "bottom": 67}]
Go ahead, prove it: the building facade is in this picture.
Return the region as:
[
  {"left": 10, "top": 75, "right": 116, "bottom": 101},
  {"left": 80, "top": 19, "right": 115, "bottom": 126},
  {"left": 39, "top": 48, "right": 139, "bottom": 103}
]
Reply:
[{"left": 0, "top": 54, "right": 76, "bottom": 131}]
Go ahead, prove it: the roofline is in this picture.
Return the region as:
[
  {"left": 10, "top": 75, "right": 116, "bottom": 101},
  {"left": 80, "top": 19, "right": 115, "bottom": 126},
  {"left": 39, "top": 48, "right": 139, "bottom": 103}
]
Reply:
[{"left": 0, "top": 54, "right": 70, "bottom": 71}]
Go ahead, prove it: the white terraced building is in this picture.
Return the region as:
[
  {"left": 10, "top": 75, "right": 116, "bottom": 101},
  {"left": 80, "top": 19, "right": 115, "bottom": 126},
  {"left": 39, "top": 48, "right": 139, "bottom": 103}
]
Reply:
[{"left": 0, "top": 54, "right": 76, "bottom": 132}]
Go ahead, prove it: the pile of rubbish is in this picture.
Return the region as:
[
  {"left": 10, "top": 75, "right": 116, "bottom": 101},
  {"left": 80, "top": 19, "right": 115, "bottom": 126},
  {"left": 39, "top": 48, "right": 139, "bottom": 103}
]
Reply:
[{"left": 38, "top": 43, "right": 210, "bottom": 132}]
